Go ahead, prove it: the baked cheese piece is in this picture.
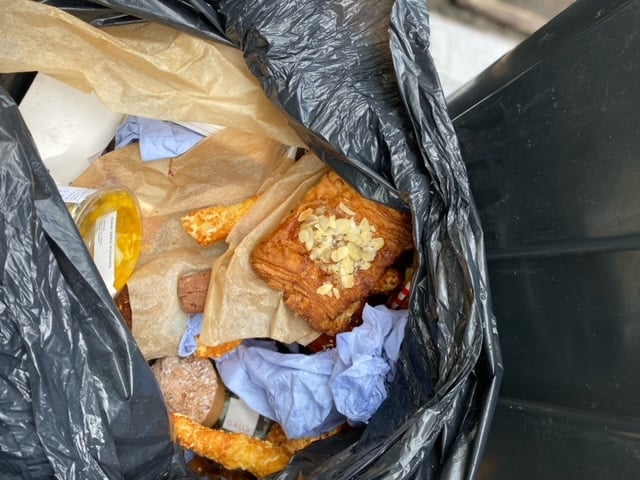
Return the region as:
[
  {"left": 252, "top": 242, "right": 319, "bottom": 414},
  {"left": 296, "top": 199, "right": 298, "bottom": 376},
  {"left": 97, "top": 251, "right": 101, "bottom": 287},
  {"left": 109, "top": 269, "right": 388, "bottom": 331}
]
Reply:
[{"left": 182, "top": 196, "right": 258, "bottom": 247}]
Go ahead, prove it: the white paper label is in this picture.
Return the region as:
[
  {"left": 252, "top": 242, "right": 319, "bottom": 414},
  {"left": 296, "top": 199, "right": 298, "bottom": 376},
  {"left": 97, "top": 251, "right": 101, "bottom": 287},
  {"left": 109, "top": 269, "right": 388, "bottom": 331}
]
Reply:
[
  {"left": 57, "top": 185, "right": 97, "bottom": 204},
  {"left": 221, "top": 397, "right": 260, "bottom": 436},
  {"left": 93, "top": 211, "right": 117, "bottom": 296}
]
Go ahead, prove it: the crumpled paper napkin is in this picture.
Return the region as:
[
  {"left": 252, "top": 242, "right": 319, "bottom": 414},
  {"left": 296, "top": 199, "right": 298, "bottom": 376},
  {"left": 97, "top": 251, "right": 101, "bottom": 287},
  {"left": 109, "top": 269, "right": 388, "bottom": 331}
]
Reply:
[
  {"left": 215, "top": 304, "right": 409, "bottom": 439},
  {"left": 116, "top": 116, "right": 207, "bottom": 161}
]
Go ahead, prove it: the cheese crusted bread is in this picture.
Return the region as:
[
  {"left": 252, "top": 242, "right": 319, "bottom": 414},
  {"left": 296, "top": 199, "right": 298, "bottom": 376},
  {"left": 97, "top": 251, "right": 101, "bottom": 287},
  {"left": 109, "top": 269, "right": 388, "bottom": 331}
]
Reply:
[
  {"left": 171, "top": 413, "right": 290, "bottom": 478},
  {"left": 181, "top": 196, "right": 258, "bottom": 247},
  {"left": 172, "top": 413, "right": 342, "bottom": 478}
]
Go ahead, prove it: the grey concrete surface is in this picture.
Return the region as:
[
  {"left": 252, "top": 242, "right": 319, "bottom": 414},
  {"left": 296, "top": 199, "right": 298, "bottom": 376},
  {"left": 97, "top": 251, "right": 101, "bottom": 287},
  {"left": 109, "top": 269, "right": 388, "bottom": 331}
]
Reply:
[{"left": 427, "top": 0, "right": 575, "bottom": 95}]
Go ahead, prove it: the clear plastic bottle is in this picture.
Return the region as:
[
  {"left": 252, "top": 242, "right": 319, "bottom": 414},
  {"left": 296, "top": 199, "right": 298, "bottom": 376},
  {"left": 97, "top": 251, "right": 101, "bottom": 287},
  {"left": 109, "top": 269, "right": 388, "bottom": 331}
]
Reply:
[
  {"left": 214, "top": 389, "right": 273, "bottom": 439},
  {"left": 58, "top": 184, "right": 143, "bottom": 296}
]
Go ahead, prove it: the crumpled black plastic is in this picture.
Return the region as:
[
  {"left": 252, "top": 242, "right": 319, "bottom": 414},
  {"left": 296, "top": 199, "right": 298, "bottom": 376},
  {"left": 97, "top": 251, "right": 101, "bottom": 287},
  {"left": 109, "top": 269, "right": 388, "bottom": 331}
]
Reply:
[
  {"left": 1, "top": 0, "right": 502, "bottom": 478},
  {"left": 0, "top": 91, "right": 194, "bottom": 479}
]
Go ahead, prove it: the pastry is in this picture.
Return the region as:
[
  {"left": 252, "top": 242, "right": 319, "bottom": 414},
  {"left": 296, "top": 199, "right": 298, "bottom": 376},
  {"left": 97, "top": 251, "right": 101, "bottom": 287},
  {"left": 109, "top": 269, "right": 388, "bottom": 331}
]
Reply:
[{"left": 250, "top": 172, "right": 412, "bottom": 335}]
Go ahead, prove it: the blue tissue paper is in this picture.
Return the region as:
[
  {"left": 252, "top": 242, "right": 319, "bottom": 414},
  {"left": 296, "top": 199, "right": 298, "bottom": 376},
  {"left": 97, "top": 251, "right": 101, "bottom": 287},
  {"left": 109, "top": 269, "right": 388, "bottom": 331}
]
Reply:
[
  {"left": 116, "top": 116, "right": 205, "bottom": 161},
  {"left": 215, "top": 304, "right": 408, "bottom": 439}
]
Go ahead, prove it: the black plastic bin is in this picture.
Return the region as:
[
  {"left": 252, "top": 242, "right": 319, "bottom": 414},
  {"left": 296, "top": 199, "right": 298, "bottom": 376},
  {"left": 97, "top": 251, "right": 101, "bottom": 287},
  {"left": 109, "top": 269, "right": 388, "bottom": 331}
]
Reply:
[{"left": 448, "top": 0, "right": 640, "bottom": 478}]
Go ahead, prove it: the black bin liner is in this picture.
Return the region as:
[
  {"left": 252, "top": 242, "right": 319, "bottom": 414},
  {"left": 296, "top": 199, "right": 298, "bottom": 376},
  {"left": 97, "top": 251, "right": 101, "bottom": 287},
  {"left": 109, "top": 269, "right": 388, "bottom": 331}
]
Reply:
[{"left": 0, "top": 0, "right": 501, "bottom": 478}]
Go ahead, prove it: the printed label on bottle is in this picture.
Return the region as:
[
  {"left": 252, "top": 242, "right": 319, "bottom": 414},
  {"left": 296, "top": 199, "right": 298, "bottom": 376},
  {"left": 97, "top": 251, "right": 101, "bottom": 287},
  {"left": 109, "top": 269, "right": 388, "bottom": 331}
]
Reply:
[
  {"left": 218, "top": 395, "right": 272, "bottom": 438},
  {"left": 93, "top": 211, "right": 117, "bottom": 296},
  {"left": 221, "top": 397, "right": 260, "bottom": 436},
  {"left": 57, "top": 185, "right": 97, "bottom": 204}
]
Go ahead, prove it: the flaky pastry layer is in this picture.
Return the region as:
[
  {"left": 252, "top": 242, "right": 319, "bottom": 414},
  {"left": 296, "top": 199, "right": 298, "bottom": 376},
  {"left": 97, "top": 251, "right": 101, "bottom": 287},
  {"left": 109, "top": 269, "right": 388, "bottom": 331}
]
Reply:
[{"left": 250, "top": 172, "right": 412, "bottom": 335}]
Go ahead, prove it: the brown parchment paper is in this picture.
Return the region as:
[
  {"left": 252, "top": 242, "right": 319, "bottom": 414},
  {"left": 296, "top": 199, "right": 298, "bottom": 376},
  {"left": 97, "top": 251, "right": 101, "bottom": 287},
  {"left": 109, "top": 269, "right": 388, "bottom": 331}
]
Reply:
[
  {"left": 200, "top": 153, "right": 329, "bottom": 347},
  {"left": 1, "top": 0, "right": 330, "bottom": 358},
  {"left": 73, "top": 128, "right": 293, "bottom": 220},
  {"left": 127, "top": 248, "right": 223, "bottom": 360},
  {"left": 73, "top": 128, "right": 300, "bottom": 359},
  {"left": 0, "top": 0, "right": 302, "bottom": 148}
]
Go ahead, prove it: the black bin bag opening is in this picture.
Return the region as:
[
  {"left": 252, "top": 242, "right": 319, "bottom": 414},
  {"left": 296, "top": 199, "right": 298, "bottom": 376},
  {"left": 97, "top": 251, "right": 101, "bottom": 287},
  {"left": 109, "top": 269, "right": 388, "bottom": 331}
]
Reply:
[{"left": 1, "top": 0, "right": 501, "bottom": 478}]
